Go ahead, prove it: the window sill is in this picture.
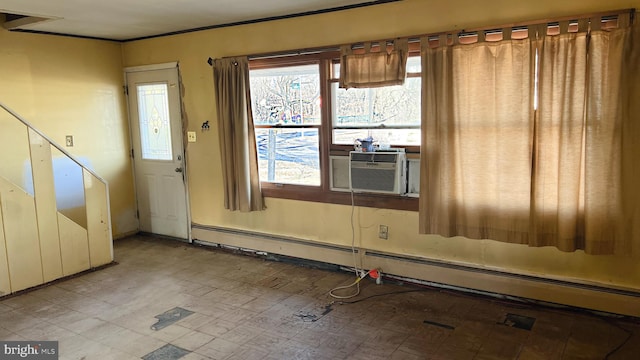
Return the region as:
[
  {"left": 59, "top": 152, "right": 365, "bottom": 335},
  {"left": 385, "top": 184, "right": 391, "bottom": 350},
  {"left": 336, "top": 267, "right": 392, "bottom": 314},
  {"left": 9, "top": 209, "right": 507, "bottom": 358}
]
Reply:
[{"left": 261, "top": 184, "right": 419, "bottom": 211}]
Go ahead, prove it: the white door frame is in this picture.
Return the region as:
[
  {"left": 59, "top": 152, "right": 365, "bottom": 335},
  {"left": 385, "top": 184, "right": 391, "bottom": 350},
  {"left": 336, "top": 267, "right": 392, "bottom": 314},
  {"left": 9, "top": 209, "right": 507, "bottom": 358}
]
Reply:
[{"left": 123, "top": 62, "right": 192, "bottom": 242}]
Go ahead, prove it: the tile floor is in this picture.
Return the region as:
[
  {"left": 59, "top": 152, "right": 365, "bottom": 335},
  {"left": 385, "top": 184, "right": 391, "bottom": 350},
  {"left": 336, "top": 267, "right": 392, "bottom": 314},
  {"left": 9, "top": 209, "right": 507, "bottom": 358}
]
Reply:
[{"left": 1, "top": 235, "right": 639, "bottom": 359}]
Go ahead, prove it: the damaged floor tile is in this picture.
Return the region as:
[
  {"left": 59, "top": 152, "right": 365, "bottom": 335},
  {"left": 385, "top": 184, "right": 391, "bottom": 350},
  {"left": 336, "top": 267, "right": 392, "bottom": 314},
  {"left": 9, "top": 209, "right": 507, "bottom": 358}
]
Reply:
[
  {"left": 151, "top": 307, "right": 194, "bottom": 331},
  {"left": 142, "top": 343, "right": 191, "bottom": 360},
  {"left": 503, "top": 313, "right": 536, "bottom": 330}
]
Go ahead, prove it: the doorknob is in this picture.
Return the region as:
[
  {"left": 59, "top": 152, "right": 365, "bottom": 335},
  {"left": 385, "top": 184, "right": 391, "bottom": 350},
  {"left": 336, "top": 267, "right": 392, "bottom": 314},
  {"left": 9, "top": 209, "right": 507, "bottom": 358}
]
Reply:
[{"left": 175, "top": 167, "right": 183, "bottom": 173}]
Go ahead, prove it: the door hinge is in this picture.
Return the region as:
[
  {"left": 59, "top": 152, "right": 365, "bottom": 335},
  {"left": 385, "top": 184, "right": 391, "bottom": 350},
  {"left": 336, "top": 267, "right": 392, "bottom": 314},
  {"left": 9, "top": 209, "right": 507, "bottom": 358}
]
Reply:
[
  {"left": 136, "top": 210, "right": 139, "bottom": 219},
  {"left": 123, "top": 85, "right": 129, "bottom": 95},
  {"left": 131, "top": 149, "right": 134, "bottom": 158}
]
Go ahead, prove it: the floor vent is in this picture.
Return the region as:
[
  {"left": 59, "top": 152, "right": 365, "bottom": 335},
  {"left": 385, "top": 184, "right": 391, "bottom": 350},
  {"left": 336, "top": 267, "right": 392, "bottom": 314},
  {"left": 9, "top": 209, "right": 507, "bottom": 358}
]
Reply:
[{"left": 502, "top": 313, "right": 536, "bottom": 330}]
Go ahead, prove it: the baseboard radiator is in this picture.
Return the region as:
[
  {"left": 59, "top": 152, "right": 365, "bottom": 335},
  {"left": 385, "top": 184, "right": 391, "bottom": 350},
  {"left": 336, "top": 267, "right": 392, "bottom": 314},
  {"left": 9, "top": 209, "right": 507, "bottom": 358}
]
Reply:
[{"left": 191, "top": 224, "right": 640, "bottom": 317}]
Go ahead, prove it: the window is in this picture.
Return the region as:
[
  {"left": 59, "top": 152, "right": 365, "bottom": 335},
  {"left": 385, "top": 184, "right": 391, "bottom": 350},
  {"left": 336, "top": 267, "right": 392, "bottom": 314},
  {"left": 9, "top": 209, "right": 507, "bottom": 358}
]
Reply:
[
  {"left": 249, "top": 63, "right": 321, "bottom": 186},
  {"left": 248, "top": 52, "right": 420, "bottom": 210},
  {"left": 331, "top": 56, "right": 422, "bottom": 147},
  {"left": 137, "top": 83, "right": 173, "bottom": 161}
]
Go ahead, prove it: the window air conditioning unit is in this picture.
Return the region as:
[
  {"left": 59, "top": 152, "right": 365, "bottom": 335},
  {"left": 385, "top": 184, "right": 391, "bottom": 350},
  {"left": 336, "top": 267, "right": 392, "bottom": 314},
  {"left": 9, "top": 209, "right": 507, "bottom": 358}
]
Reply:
[{"left": 349, "top": 151, "right": 407, "bottom": 195}]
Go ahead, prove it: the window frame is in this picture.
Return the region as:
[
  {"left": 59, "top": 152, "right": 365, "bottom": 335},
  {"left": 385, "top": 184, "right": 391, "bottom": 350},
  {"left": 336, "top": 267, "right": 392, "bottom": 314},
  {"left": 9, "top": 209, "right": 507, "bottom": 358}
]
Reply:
[
  {"left": 249, "top": 50, "right": 420, "bottom": 211},
  {"left": 250, "top": 59, "right": 323, "bottom": 187}
]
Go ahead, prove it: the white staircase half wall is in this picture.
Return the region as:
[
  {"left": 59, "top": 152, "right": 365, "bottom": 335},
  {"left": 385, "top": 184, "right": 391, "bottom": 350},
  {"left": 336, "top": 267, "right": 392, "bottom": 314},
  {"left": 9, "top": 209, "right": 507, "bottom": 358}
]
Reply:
[{"left": 0, "top": 102, "right": 113, "bottom": 296}]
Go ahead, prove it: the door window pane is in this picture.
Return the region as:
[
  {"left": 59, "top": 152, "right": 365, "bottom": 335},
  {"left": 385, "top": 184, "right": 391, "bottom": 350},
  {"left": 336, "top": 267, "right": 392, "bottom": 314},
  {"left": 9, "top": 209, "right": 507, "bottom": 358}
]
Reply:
[{"left": 137, "top": 84, "right": 173, "bottom": 160}]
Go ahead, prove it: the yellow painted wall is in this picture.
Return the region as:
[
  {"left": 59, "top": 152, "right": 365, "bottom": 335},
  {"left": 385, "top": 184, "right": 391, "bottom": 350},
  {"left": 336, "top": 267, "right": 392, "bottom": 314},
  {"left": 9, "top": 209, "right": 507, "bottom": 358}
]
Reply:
[
  {"left": 122, "top": 0, "right": 640, "bottom": 292},
  {"left": 0, "top": 26, "right": 137, "bottom": 237}
]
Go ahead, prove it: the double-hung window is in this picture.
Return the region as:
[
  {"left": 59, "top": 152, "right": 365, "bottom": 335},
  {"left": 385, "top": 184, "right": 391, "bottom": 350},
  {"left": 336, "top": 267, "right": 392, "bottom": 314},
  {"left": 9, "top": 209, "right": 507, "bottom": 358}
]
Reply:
[{"left": 249, "top": 61, "right": 322, "bottom": 186}]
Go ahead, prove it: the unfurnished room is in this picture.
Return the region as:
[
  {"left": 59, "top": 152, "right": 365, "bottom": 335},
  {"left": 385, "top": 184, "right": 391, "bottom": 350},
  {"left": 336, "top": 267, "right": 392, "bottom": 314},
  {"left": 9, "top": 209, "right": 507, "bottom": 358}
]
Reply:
[{"left": 1, "top": 0, "right": 640, "bottom": 359}]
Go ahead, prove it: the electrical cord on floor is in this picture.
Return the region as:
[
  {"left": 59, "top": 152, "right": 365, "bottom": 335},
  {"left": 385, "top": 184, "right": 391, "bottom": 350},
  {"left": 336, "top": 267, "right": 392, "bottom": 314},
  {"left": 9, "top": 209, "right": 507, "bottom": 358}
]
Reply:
[
  {"left": 329, "top": 191, "right": 364, "bottom": 300},
  {"left": 336, "top": 288, "right": 428, "bottom": 304},
  {"left": 329, "top": 275, "right": 362, "bottom": 299},
  {"left": 329, "top": 269, "right": 380, "bottom": 299}
]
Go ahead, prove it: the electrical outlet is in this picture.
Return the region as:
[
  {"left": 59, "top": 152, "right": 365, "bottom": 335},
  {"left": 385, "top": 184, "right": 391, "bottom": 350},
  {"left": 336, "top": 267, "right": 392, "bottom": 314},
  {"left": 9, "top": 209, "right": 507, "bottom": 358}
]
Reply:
[
  {"left": 65, "top": 135, "right": 74, "bottom": 147},
  {"left": 187, "top": 131, "right": 197, "bottom": 142},
  {"left": 379, "top": 225, "right": 389, "bottom": 240}
]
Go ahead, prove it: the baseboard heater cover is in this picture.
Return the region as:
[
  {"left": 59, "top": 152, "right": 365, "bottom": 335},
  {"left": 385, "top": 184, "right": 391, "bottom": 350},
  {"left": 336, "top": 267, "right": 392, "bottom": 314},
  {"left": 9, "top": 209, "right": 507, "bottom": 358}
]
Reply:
[
  {"left": 191, "top": 224, "right": 358, "bottom": 254},
  {"left": 364, "top": 250, "right": 640, "bottom": 299},
  {"left": 191, "top": 224, "right": 640, "bottom": 317}
]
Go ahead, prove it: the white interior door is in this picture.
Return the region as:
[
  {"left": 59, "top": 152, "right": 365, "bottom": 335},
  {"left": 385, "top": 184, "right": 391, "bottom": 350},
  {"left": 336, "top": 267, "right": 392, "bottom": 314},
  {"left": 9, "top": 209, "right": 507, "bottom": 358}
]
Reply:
[{"left": 126, "top": 66, "right": 189, "bottom": 240}]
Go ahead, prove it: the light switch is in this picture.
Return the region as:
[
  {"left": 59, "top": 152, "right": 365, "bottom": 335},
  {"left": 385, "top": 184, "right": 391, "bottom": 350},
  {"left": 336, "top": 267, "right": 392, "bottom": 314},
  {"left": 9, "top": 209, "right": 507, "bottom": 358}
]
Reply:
[
  {"left": 65, "top": 135, "right": 74, "bottom": 147},
  {"left": 187, "top": 131, "right": 197, "bottom": 142}
]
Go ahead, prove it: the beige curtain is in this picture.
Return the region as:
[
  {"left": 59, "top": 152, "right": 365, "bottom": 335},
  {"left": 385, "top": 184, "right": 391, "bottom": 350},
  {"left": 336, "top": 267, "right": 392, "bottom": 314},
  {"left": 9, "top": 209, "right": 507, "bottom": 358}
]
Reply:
[
  {"left": 420, "top": 16, "right": 638, "bottom": 255},
  {"left": 212, "top": 57, "right": 265, "bottom": 212},
  {"left": 533, "top": 16, "right": 636, "bottom": 254},
  {"left": 531, "top": 22, "right": 590, "bottom": 251},
  {"left": 340, "top": 39, "right": 408, "bottom": 88},
  {"left": 621, "top": 20, "right": 640, "bottom": 256},
  {"left": 420, "top": 32, "right": 535, "bottom": 244},
  {"left": 590, "top": 15, "right": 640, "bottom": 255}
]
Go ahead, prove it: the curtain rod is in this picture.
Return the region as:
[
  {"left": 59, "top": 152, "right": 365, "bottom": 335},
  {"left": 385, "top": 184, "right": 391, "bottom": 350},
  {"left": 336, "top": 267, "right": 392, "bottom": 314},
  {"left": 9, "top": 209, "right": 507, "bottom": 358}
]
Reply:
[
  {"left": 248, "top": 47, "right": 340, "bottom": 60},
  {"left": 207, "top": 8, "right": 634, "bottom": 65},
  {"left": 207, "top": 46, "right": 340, "bottom": 66},
  {"left": 458, "top": 8, "right": 633, "bottom": 33}
]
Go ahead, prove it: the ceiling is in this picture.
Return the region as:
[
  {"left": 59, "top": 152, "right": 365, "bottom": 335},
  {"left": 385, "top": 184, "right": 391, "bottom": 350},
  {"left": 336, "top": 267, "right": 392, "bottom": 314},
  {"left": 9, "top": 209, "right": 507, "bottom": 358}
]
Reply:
[{"left": 0, "top": 0, "right": 395, "bottom": 41}]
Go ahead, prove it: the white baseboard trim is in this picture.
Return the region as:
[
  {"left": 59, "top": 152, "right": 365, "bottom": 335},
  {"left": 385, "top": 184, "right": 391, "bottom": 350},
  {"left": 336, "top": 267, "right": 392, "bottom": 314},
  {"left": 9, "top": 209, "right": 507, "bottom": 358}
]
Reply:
[{"left": 191, "top": 224, "right": 640, "bottom": 317}]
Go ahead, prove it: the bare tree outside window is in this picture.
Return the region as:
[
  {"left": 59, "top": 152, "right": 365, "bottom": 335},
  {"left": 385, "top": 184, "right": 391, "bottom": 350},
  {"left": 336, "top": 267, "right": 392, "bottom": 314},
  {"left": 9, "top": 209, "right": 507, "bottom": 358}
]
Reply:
[
  {"left": 249, "top": 64, "right": 321, "bottom": 185},
  {"left": 331, "top": 56, "right": 421, "bottom": 146}
]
